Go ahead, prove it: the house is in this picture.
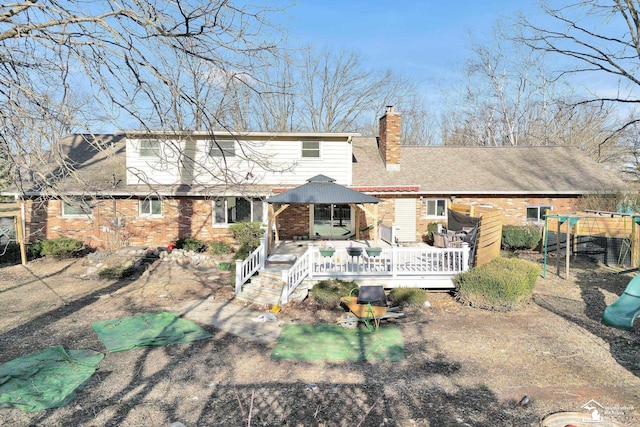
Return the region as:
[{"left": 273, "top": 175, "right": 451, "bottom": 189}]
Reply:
[{"left": 2, "top": 107, "right": 622, "bottom": 251}]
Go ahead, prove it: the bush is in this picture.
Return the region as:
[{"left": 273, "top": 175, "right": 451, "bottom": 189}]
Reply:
[
  {"left": 501, "top": 225, "right": 542, "bottom": 250},
  {"left": 455, "top": 257, "right": 541, "bottom": 312},
  {"left": 175, "top": 237, "right": 207, "bottom": 252},
  {"left": 40, "top": 237, "right": 84, "bottom": 259},
  {"left": 98, "top": 264, "right": 136, "bottom": 279},
  {"left": 234, "top": 244, "right": 253, "bottom": 261},
  {"left": 29, "top": 239, "right": 44, "bottom": 258},
  {"left": 310, "top": 279, "right": 358, "bottom": 309},
  {"left": 389, "top": 288, "right": 428, "bottom": 307},
  {"left": 229, "top": 222, "right": 263, "bottom": 252},
  {"left": 209, "top": 240, "right": 232, "bottom": 255}
]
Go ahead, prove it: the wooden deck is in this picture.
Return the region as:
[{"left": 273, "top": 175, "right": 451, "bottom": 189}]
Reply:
[{"left": 238, "top": 239, "right": 471, "bottom": 304}]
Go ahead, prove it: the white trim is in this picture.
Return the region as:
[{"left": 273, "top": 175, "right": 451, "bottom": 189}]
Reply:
[
  {"left": 61, "top": 198, "right": 94, "bottom": 218},
  {"left": 139, "top": 198, "right": 162, "bottom": 217},
  {"left": 300, "top": 140, "right": 321, "bottom": 159}
]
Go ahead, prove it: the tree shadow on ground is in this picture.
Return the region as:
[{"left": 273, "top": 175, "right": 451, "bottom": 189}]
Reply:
[
  {"left": 1, "top": 322, "right": 539, "bottom": 427},
  {"left": 534, "top": 262, "right": 640, "bottom": 379}
]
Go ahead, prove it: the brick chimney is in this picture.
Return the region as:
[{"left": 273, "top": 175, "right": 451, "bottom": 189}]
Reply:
[{"left": 378, "top": 105, "right": 401, "bottom": 171}]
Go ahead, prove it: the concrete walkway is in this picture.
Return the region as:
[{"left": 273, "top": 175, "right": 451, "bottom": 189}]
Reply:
[{"left": 179, "top": 298, "right": 284, "bottom": 345}]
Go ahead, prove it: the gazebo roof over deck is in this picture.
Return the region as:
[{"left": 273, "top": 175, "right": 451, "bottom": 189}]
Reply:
[{"left": 266, "top": 175, "right": 381, "bottom": 204}]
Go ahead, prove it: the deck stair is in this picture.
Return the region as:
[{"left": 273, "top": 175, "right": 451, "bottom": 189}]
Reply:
[{"left": 235, "top": 270, "right": 285, "bottom": 307}]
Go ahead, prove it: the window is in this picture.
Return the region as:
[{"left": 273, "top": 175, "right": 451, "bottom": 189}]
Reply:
[
  {"left": 140, "top": 198, "right": 162, "bottom": 216},
  {"left": 423, "top": 198, "right": 447, "bottom": 218},
  {"left": 139, "top": 139, "right": 160, "bottom": 157},
  {"left": 209, "top": 140, "right": 235, "bottom": 157},
  {"left": 527, "top": 205, "right": 552, "bottom": 223},
  {"left": 301, "top": 140, "right": 320, "bottom": 158},
  {"left": 213, "top": 197, "right": 264, "bottom": 225},
  {"left": 62, "top": 198, "right": 93, "bottom": 217}
]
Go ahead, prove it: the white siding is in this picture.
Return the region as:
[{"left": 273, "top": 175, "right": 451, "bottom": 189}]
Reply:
[
  {"left": 126, "top": 137, "right": 352, "bottom": 186},
  {"left": 395, "top": 198, "right": 417, "bottom": 242}
]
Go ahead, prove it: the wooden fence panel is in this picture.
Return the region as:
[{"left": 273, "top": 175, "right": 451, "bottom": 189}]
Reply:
[{"left": 451, "top": 204, "right": 503, "bottom": 267}]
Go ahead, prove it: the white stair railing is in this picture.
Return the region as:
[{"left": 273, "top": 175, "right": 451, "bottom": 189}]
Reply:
[
  {"left": 235, "top": 236, "right": 268, "bottom": 294},
  {"left": 280, "top": 243, "right": 314, "bottom": 304}
]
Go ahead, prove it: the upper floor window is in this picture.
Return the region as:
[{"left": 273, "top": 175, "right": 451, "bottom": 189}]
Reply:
[
  {"left": 140, "top": 198, "right": 162, "bottom": 216},
  {"left": 423, "top": 198, "right": 447, "bottom": 218},
  {"left": 213, "top": 197, "right": 264, "bottom": 225},
  {"left": 527, "top": 205, "right": 552, "bottom": 223},
  {"left": 209, "top": 140, "right": 236, "bottom": 157},
  {"left": 139, "top": 139, "right": 160, "bottom": 157},
  {"left": 301, "top": 140, "right": 320, "bottom": 158},
  {"left": 62, "top": 197, "right": 93, "bottom": 217}
]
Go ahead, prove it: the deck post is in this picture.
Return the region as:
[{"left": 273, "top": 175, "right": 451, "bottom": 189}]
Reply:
[
  {"left": 461, "top": 242, "right": 470, "bottom": 271},
  {"left": 259, "top": 237, "right": 267, "bottom": 269},
  {"left": 308, "top": 243, "right": 315, "bottom": 279},
  {"left": 234, "top": 260, "right": 243, "bottom": 294},
  {"left": 391, "top": 245, "right": 398, "bottom": 278}
]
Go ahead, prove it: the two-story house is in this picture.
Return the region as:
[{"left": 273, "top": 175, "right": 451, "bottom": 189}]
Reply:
[{"left": 3, "top": 107, "right": 622, "bottom": 250}]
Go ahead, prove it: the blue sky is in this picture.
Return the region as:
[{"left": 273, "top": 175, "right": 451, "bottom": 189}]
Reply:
[{"left": 277, "top": 1, "right": 535, "bottom": 85}]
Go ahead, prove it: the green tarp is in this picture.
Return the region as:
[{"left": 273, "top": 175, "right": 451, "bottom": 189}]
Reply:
[
  {"left": 0, "top": 346, "right": 104, "bottom": 412},
  {"left": 92, "top": 312, "right": 211, "bottom": 353},
  {"left": 272, "top": 324, "right": 404, "bottom": 362}
]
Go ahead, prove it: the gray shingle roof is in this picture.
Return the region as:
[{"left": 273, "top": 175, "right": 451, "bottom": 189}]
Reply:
[
  {"left": 266, "top": 175, "right": 381, "bottom": 204},
  {"left": 351, "top": 137, "right": 623, "bottom": 194}
]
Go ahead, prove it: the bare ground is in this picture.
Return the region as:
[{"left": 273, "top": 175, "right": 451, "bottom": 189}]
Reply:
[{"left": 0, "top": 252, "right": 639, "bottom": 426}]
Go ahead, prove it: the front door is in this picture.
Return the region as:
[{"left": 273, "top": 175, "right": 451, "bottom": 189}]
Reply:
[{"left": 312, "top": 204, "right": 353, "bottom": 239}]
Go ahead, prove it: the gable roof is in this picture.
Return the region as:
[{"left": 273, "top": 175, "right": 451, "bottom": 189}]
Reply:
[
  {"left": 351, "top": 137, "right": 623, "bottom": 195},
  {"left": 266, "top": 175, "right": 381, "bottom": 204}
]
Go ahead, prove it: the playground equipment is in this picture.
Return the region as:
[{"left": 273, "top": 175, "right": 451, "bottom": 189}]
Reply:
[
  {"left": 602, "top": 275, "right": 640, "bottom": 331},
  {"left": 0, "top": 203, "right": 26, "bottom": 265}
]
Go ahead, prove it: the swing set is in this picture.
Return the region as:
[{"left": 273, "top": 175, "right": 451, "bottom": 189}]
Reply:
[
  {"left": 0, "top": 202, "right": 27, "bottom": 265},
  {"left": 542, "top": 211, "right": 639, "bottom": 278}
]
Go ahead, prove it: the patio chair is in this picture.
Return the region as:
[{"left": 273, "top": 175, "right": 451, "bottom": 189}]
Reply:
[{"left": 433, "top": 232, "right": 447, "bottom": 248}]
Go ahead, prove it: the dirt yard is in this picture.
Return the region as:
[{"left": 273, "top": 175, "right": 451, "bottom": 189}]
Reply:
[{"left": 0, "top": 252, "right": 639, "bottom": 426}]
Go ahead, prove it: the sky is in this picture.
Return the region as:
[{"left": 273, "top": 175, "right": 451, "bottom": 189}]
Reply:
[{"left": 276, "top": 1, "right": 538, "bottom": 86}]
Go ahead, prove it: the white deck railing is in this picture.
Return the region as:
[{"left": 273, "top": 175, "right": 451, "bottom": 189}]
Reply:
[
  {"left": 234, "top": 236, "right": 268, "bottom": 294},
  {"left": 272, "top": 243, "right": 471, "bottom": 304}
]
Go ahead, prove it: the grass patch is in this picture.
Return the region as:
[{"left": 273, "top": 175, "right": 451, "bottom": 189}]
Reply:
[{"left": 272, "top": 324, "right": 403, "bottom": 362}]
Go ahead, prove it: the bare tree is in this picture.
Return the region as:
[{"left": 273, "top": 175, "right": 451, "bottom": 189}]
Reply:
[
  {"left": 296, "top": 49, "right": 413, "bottom": 133},
  {"left": 516, "top": 0, "right": 640, "bottom": 140},
  {"left": 0, "top": 1, "right": 287, "bottom": 195}
]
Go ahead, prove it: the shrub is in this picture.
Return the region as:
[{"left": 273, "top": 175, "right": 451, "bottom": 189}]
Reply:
[
  {"left": 455, "top": 257, "right": 541, "bottom": 312},
  {"left": 175, "top": 237, "right": 207, "bottom": 252},
  {"left": 209, "top": 240, "right": 232, "bottom": 255},
  {"left": 310, "top": 279, "right": 358, "bottom": 309},
  {"left": 501, "top": 225, "right": 542, "bottom": 250},
  {"left": 28, "top": 239, "right": 44, "bottom": 258},
  {"left": 98, "top": 264, "right": 136, "bottom": 279},
  {"left": 234, "top": 244, "right": 253, "bottom": 261},
  {"left": 229, "top": 222, "right": 263, "bottom": 252},
  {"left": 389, "top": 288, "right": 428, "bottom": 307},
  {"left": 40, "top": 237, "right": 84, "bottom": 259}
]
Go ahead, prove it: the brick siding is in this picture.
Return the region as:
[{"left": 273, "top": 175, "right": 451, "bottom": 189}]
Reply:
[{"left": 24, "top": 197, "right": 235, "bottom": 250}]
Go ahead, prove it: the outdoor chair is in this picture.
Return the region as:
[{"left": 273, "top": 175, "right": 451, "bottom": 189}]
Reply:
[{"left": 433, "top": 232, "right": 447, "bottom": 248}]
